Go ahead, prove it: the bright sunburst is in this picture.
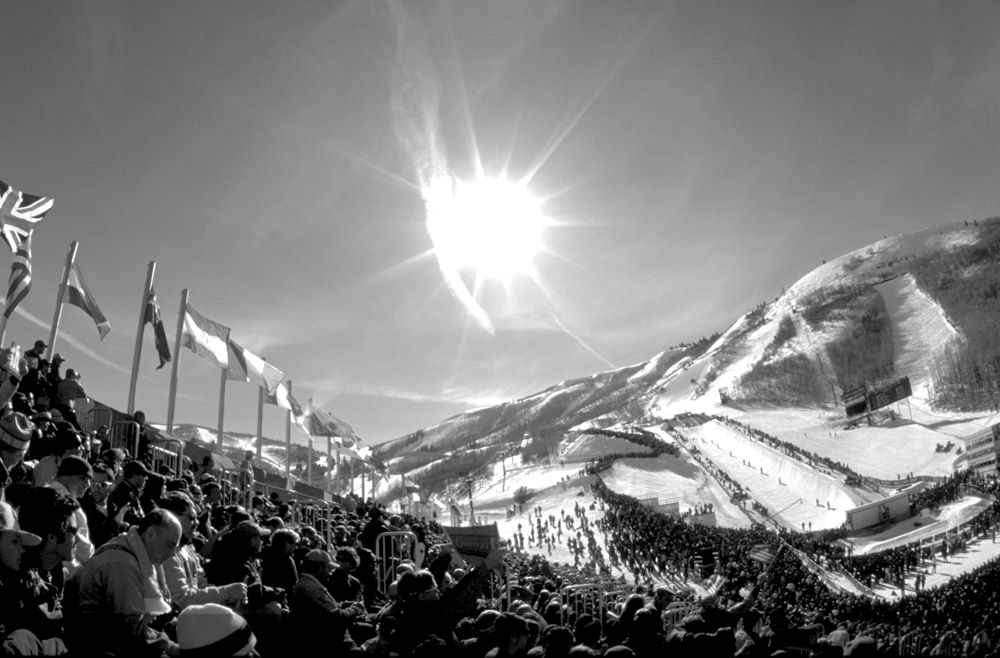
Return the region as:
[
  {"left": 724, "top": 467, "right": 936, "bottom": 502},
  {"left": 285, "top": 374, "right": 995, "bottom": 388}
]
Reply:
[{"left": 425, "top": 175, "right": 547, "bottom": 281}]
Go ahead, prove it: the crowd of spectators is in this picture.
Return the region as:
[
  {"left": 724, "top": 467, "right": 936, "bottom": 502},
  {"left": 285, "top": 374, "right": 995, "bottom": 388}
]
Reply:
[{"left": 8, "top": 337, "right": 1000, "bottom": 656}]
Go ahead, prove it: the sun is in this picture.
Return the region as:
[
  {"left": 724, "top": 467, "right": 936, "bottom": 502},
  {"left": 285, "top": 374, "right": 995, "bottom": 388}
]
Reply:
[{"left": 425, "top": 175, "right": 547, "bottom": 280}]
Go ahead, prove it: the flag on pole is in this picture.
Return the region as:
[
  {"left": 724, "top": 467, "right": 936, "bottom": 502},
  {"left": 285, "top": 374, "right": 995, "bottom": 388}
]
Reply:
[
  {"left": 63, "top": 262, "right": 110, "bottom": 339},
  {"left": 144, "top": 287, "right": 171, "bottom": 369},
  {"left": 226, "top": 338, "right": 284, "bottom": 394},
  {"left": 3, "top": 235, "right": 31, "bottom": 319},
  {"left": 266, "top": 381, "right": 305, "bottom": 416},
  {"left": 306, "top": 407, "right": 355, "bottom": 439},
  {"left": 181, "top": 304, "right": 230, "bottom": 368},
  {"left": 265, "top": 381, "right": 307, "bottom": 432},
  {"left": 0, "top": 180, "right": 53, "bottom": 253}
]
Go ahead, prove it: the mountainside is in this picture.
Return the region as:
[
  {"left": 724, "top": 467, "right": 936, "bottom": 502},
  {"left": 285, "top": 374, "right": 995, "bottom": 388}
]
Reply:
[
  {"left": 376, "top": 348, "right": 687, "bottom": 459},
  {"left": 376, "top": 219, "right": 1000, "bottom": 494}
]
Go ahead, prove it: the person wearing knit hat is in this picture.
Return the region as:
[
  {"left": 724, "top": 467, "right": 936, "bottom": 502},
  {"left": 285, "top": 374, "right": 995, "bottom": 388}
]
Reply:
[
  {"left": 176, "top": 603, "right": 258, "bottom": 656},
  {"left": 0, "top": 411, "right": 34, "bottom": 469}
]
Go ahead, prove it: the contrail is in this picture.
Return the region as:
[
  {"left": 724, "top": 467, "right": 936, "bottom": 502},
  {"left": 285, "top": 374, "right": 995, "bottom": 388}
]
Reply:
[{"left": 386, "top": 0, "right": 496, "bottom": 333}]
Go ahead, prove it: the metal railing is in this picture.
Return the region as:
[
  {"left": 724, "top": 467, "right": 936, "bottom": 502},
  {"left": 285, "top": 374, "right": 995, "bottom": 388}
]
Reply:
[{"left": 374, "top": 531, "right": 418, "bottom": 594}]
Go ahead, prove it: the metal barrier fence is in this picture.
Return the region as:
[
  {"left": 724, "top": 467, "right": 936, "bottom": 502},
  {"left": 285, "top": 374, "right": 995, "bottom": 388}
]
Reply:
[
  {"left": 898, "top": 630, "right": 921, "bottom": 656},
  {"left": 294, "top": 504, "right": 334, "bottom": 548},
  {"left": 109, "top": 421, "right": 140, "bottom": 459},
  {"left": 149, "top": 437, "right": 184, "bottom": 478},
  {"left": 375, "top": 531, "right": 418, "bottom": 594},
  {"left": 81, "top": 405, "right": 113, "bottom": 435},
  {"left": 561, "top": 584, "right": 607, "bottom": 627}
]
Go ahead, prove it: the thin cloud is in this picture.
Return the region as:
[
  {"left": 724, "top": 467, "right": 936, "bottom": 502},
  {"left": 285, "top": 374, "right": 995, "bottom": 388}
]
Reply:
[{"left": 6, "top": 305, "right": 129, "bottom": 375}]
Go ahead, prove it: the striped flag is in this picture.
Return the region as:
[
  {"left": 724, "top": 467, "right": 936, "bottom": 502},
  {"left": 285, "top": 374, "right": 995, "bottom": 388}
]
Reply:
[
  {"left": 181, "top": 304, "right": 230, "bottom": 368},
  {"left": 3, "top": 235, "right": 31, "bottom": 319},
  {"left": 226, "top": 338, "right": 284, "bottom": 394},
  {"left": 0, "top": 180, "right": 53, "bottom": 254},
  {"left": 144, "top": 287, "right": 171, "bottom": 369},
  {"left": 748, "top": 543, "right": 779, "bottom": 564},
  {"left": 63, "top": 262, "right": 110, "bottom": 339}
]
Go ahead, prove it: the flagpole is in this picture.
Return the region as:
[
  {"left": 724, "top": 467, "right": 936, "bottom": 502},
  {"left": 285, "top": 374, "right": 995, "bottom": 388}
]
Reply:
[
  {"left": 47, "top": 241, "right": 78, "bottom": 355},
  {"left": 127, "top": 261, "right": 156, "bottom": 415},
  {"left": 217, "top": 369, "right": 226, "bottom": 452},
  {"left": 284, "top": 380, "right": 292, "bottom": 479},
  {"left": 307, "top": 436, "right": 313, "bottom": 485},
  {"left": 256, "top": 382, "right": 264, "bottom": 462},
  {"left": 166, "top": 288, "right": 189, "bottom": 433}
]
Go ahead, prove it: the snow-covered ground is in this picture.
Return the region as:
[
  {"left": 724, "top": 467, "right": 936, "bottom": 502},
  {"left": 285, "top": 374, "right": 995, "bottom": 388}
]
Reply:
[
  {"left": 682, "top": 420, "right": 868, "bottom": 530},
  {"left": 449, "top": 418, "right": 1000, "bottom": 600}
]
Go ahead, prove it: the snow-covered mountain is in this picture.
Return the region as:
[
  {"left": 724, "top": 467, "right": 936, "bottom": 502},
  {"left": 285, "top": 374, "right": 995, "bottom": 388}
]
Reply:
[{"left": 377, "top": 219, "right": 1000, "bottom": 483}]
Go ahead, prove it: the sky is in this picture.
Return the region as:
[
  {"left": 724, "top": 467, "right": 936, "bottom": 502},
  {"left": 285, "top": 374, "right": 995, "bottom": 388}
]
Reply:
[{"left": 0, "top": 1, "right": 999, "bottom": 448}]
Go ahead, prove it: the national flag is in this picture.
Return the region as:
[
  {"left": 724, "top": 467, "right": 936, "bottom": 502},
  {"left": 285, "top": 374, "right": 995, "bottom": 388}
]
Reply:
[
  {"left": 266, "top": 381, "right": 305, "bottom": 416},
  {"left": 306, "top": 407, "right": 355, "bottom": 439},
  {"left": 3, "top": 235, "right": 31, "bottom": 319},
  {"left": 63, "top": 262, "right": 110, "bottom": 339},
  {"left": 748, "top": 543, "right": 779, "bottom": 564},
  {"left": 144, "top": 287, "right": 171, "bottom": 369},
  {"left": 0, "top": 180, "right": 53, "bottom": 254},
  {"left": 226, "top": 338, "right": 284, "bottom": 394},
  {"left": 265, "top": 381, "right": 308, "bottom": 431},
  {"left": 181, "top": 304, "right": 230, "bottom": 368}
]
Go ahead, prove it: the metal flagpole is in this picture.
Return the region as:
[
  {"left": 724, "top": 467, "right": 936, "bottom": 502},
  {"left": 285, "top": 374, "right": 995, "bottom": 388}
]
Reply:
[
  {"left": 46, "top": 241, "right": 78, "bottom": 355},
  {"left": 127, "top": 261, "right": 156, "bottom": 415},
  {"left": 166, "top": 289, "right": 189, "bottom": 433},
  {"left": 256, "top": 381, "right": 264, "bottom": 462},
  {"left": 217, "top": 369, "right": 226, "bottom": 451},
  {"left": 307, "top": 436, "right": 313, "bottom": 485},
  {"left": 284, "top": 380, "right": 292, "bottom": 479}
]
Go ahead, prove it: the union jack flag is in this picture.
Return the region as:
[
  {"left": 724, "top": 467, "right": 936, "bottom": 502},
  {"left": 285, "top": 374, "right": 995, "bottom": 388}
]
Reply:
[
  {"left": 3, "top": 235, "right": 31, "bottom": 319},
  {"left": 0, "top": 180, "right": 54, "bottom": 254}
]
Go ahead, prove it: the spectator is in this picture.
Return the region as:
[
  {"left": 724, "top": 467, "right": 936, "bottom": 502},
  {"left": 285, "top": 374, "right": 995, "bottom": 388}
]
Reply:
[
  {"left": 176, "top": 602, "right": 258, "bottom": 657},
  {"left": 24, "top": 339, "right": 47, "bottom": 361},
  {"left": 261, "top": 527, "right": 300, "bottom": 593},
  {"left": 53, "top": 368, "right": 88, "bottom": 431},
  {"left": 48, "top": 454, "right": 96, "bottom": 566},
  {"left": 0, "top": 410, "right": 34, "bottom": 473},
  {"left": 17, "top": 487, "right": 80, "bottom": 623},
  {"left": 287, "top": 548, "right": 366, "bottom": 654},
  {"left": 159, "top": 491, "right": 246, "bottom": 610},
  {"left": 0, "top": 497, "right": 46, "bottom": 653},
  {"left": 80, "top": 463, "right": 128, "bottom": 549},
  {"left": 131, "top": 410, "right": 152, "bottom": 461},
  {"left": 384, "top": 548, "right": 507, "bottom": 656},
  {"left": 65, "top": 509, "right": 182, "bottom": 657},
  {"left": 32, "top": 425, "right": 83, "bottom": 487},
  {"left": 108, "top": 460, "right": 150, "bottom": 528}
]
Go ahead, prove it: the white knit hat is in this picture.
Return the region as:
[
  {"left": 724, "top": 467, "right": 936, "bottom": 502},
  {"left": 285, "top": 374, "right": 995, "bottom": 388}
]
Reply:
[{"left": 176, "top": 603, "right": 256, "bottom": 656}]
